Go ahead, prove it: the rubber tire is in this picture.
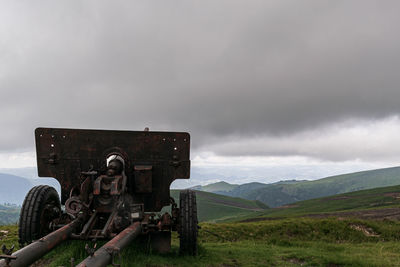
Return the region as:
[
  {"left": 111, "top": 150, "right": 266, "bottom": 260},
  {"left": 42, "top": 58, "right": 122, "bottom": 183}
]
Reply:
[
  {"left": 179, "top": 189, "right": 198, "bottom": 255},
  {"left": 18, "top": 185, "right": 61, "bottom": 247}
]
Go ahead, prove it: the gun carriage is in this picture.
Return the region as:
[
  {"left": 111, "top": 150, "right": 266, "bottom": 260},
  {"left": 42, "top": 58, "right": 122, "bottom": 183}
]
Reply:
[{"left": 0, "top": 128, "right": 198, "bottom": 267}]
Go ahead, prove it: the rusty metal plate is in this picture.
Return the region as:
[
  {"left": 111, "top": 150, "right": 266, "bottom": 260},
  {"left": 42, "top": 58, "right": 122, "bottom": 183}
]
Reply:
[
  {"left": 35, "top": 127, "right": 190, "bottom": 209},
  {"left": 134, "top": 165, "right": 152, "bottom": 193}
]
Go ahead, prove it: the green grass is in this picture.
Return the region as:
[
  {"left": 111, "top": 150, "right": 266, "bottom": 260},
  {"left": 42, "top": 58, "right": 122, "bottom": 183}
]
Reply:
[
  {"left": 3, "top": 184, "right": 400, "bottom": 266},
  {"left": 0, "top": 224, "right": 18, "bottom": 250},
  {"left": 258, "top": 184, "right": 400, "bottom": 219},
  {"left": 221, "top": 184, "right": 400, "bottom": 223},
  {"left": 196, "top": 199, "right": 263, "bottom": 222},
  {"left": 3, "top": 217, "right": 400, "bottom": 266},
  {"left": 169, "top": 190, "right": 268, "bottom": 222},
  {"left": 199, "top": 218, "right": 400, "bottom": 243}
]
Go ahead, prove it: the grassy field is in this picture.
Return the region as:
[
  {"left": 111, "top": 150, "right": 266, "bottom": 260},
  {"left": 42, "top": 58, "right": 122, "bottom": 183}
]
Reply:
[
  {"left": 170, "top": 190, "right": 268, "bottom": 222},
  {"left": 235, "top": 184, "right": 400, "bottom": 222},
  {"left": 2, "top": 185, "right": 400, "bottom": 266},
  {"left": 2, "top": 217, "right": 400, "bottom": 266}
]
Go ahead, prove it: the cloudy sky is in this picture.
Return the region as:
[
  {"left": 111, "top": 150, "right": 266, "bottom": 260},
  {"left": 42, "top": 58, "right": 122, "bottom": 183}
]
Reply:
[{"left": 1, "top": 1, "right": 400, "bottom": 186}]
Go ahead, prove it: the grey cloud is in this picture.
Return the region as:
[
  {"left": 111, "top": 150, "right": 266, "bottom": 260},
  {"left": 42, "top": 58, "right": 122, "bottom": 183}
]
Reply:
[
  {"left": 203, "top": 117, "right": 400, "bottom": 162},
  {"left": 1, "top": 1, "right": 400, "bottom": 161}
]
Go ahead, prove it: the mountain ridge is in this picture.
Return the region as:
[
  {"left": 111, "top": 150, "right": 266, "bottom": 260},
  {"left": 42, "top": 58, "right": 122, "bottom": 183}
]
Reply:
[
  {"left": 0, "top": 173, "right": 34, "bottom": 204},
  {"left": 192, "top": 166, "right": 400, "bottom": 207}
]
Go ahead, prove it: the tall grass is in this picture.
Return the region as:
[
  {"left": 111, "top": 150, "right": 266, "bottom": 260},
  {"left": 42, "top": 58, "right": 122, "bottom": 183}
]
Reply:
[{"left": 2, "top": 217, "right": 400, "bottom": 266}]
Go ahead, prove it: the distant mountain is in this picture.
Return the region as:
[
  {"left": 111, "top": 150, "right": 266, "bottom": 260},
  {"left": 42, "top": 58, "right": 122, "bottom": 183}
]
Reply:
[
  {"left": 190, "top": 181, "right": 239, "bottom": 192},
  {"left": 0, "top": 204, "right": 20, "bottom": 225},
  {"left": 192, "top": 180, "right": 305, "bottom": 194},
  {"left": 271, "top": 179, "right": 308, "bottom": 185},
  {"left": 0, "top": 173, "right": 34, "bottom": 205},
  {"left": 195, "top": 166, "right": 400, "bottom": 208},
  {"left": 0, "top": 167, "right": 38, "bottom": 179},
  {"left": 0, "top": 172, "right": 62, "bottom": 205},
  {"left": 225, "top": 182, "right": 269, "bottom": 197}
]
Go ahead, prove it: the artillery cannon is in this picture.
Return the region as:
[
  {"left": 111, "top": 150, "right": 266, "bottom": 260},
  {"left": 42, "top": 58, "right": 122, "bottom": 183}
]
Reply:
[{"left": 0, "top": 128, "right": 198, "bottom": 267}]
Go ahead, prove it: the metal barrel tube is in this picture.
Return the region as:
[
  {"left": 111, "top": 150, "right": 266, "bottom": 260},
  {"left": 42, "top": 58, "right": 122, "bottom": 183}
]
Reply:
[
  {"left": 0, "top": 219, "right": 81, "bottom": 267},
  {"left": 77, "top": 222, "right": 142, "bottom": 267}
]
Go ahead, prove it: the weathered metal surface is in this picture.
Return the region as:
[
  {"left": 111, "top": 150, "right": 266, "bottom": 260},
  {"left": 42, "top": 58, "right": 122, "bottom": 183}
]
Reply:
[
  {"left": 134, "top": 165, "right": 152, "bottom": 193},
  {"left": 10, "top": 127, "right": 195, "bottom": 265},
  {"left": 35, "top": 127, "right": 190, "bottom": 211},
  {"left": 93, "top": 175, "right": 123, "bottom": 196},
  {"left": 0, "top": 218, "right": 81, "bottom": 267},
  {"left": 76, "top": 221, "right": 142, "bottom": 267}
]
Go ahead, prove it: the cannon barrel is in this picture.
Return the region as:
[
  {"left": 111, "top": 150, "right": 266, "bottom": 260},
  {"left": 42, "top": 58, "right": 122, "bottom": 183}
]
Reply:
[
  {"left": 77, "top": 221, "right": 142, "bottom": 267},
  {"left": 0, "top": 218, "right": 81, "bottom": 267}
]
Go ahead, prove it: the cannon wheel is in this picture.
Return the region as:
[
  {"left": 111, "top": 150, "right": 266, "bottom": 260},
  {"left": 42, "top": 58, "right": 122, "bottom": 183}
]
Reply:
[
  {"left": 179, "top": 189, "right": 198, "bottom": 255},
  {"left": 18, "top": 185, "right": 61, "bottom": 247}
]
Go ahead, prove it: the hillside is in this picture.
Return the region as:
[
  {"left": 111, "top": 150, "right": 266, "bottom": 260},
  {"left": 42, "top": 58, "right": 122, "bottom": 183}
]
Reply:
[
  {"left": 253, "top": 166, "right": 400, "bottom": 207},
  {"left": 226, "top": 184, "right": 400, "bottom": 224},
  {"left": 199, "top": 166, "right": 400, "bottom": 207},
  {"left": 260, "top": 184, "right": 400, "bottom": 219},
  {"left": 0, "top": 173, "right": 33, "bottom": 204},
  {"left": 190, "top": 181, "right": 238, "bottom": 192},
  {"left": 3, "top": 186, "right": 400, "bottom": 266},
  {"left": 0, "top": 204, "right": 19, "bottom": 225},
  {"left": 170, "top": 190, "right": 268, "bottom": 222}
]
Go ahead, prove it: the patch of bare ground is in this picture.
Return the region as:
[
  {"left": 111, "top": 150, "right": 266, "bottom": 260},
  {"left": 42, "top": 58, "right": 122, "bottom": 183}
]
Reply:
[
  {"left": 0, "top": 230, "right": 8, "bottom": 240},
  {"left": 216, "top": 259, "right": 240, "bottom": 267},
  {"left": 284, "top": 257, "right": 305, "bottom": 266},
  {"left": 384, "top": 192, "right": 400, "bottom": 199},
  {"left": 321, "top": 196, "right": 354, "bottom": 201},
  {"left": 241, "top": 208, "right": 400, "bottom": 223},
  {"left": 240, "top": 216, "right": 284, "bottom": 223},
  {"left": 321, "top": 191, "right": 400, "bottom": 202},
  {"left": 349, "top": 224, "right": 380, "bottom": 237},
  {"left": 278, "top": 204, "right": 299, "bottom": 209},
  {"left": 31, "top": 258, "right": 52, "bottom": 267},
  {"left": 306, "top": 207, "right": 400, "bottom": 220}
]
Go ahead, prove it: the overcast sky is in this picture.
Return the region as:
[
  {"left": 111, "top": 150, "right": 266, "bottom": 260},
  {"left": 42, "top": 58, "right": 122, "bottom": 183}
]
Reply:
[{"left": 1, "top": 1, "right": 400, "bottom": 185}]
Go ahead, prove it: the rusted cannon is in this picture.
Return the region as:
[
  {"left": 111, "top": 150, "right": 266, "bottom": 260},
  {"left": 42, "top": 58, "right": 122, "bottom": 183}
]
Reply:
[{"left": 0, "top": 128, "right": 198, "bottom": 267}]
